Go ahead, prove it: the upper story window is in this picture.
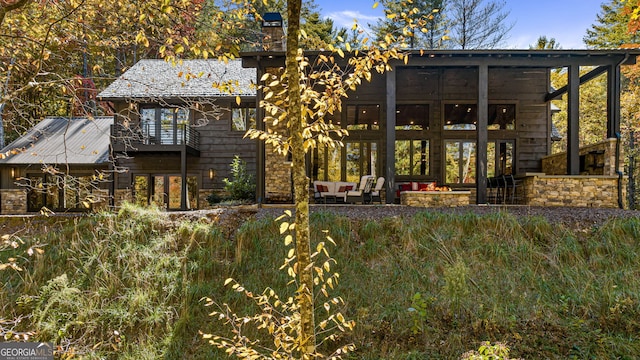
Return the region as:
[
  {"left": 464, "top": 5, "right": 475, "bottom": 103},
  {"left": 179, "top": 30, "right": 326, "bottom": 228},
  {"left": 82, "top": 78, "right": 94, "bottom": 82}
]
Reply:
[
  {"left": 231, "top": 104, "right": 257, "bottom": 131},
  {"left": 488, "top": 104, "right": 516, "bottom": 130},
  {"left": 346, "top": 104, "right": 380, "bottom": 130},
  {"left": 140, "top": 106, "right": 190, "bottom": 145},
  {"left": 396, "top": 104, "right": 429, "bottom": 130},
  {"left": 444, "top": 103, "right": 516, "bottom": 131},
  {"left": 444, "top": 103, "right": 477, "bottom": 130}
]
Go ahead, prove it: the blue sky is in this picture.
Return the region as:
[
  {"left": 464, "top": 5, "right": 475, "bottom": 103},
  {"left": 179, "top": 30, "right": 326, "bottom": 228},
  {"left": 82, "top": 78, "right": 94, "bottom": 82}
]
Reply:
[{"left": 314, "top": 0, "right": 605, "bottom": 49}]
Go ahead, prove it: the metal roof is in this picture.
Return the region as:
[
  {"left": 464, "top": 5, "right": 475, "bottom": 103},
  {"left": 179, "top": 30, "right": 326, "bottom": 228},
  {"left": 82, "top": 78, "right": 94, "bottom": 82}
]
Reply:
[
  {"left": 0, "top": 116, "right": 113, "bottom": 165},
  {"left": 98, "top": 59, "right": 256, "bottom": 101}
]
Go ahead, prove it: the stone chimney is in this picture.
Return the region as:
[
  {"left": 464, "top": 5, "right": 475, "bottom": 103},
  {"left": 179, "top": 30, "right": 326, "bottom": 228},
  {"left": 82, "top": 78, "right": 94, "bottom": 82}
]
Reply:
[{"left": 262, "top": 12, "right": 285, "bottom": 51}]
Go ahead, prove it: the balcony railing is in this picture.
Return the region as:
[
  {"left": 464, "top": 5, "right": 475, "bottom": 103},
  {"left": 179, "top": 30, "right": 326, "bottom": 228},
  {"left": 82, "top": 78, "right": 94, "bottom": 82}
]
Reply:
[{"left": 111, "top": 123, "right": 200, "bottom": 152}]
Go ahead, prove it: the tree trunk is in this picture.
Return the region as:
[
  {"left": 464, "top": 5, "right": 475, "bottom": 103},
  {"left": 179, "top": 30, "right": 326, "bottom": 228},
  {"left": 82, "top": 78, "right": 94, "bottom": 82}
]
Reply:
[{"left": 286, "top": 0, "right": 316, "bottom": 357}]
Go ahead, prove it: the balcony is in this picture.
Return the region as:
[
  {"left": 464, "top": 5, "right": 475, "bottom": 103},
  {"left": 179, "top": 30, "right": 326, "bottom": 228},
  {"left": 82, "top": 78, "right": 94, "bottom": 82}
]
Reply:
[{"left": 111, "top": 123, "right": 200, "bottom": 155}]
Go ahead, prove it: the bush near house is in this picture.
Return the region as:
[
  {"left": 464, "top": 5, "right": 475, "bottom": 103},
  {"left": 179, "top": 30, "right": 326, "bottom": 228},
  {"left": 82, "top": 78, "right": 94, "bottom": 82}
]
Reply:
[{"left": 1, "top": 207, "right": 640, "bottom": 359}]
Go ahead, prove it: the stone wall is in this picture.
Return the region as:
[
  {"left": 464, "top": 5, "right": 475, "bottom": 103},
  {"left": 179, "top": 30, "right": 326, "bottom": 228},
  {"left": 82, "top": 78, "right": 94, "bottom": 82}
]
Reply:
[
  {"left": 265, "top": 146, "right": 292, "bottom": 202},
  {"left": 521, "top": 174, "right": 625, "bottom": 208},
  {"left": 542, "top": 138, "right": 619, "bottom": 176},
  {"left": 401, "top": 191, "right": 471, "bottom": 207},
  {"left": 1, "top": 189, "right": 27, "bottom": 214}
]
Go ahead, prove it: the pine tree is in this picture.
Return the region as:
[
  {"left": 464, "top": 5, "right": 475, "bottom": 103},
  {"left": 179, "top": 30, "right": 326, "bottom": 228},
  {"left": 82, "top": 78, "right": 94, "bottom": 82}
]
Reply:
[{"left": 584, "top": 0, "right": 638, "bottom": 49}]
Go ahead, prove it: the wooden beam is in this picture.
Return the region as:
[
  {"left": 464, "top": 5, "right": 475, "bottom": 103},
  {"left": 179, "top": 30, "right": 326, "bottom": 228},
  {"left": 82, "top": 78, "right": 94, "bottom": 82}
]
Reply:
[
  {"left": 607, "top": 64, "right": 621, "bottom": 138},
  {"left": 567, "top": 65, "right": 580, "bottom": 175},
  {"left": 180, "top": 148, "right": 187, "bottom": 210},
  {"left": 545, "top": 66, "right": 609, "bottom": 101},
  {"left": 385, "top": 66, "right": 397, "bottom": 204},
  {"left": 476, "top": 65, "right": 488, "bottom": 204},
  {"left": 256, "top": 68, "right": 266, "bottom": 204}
]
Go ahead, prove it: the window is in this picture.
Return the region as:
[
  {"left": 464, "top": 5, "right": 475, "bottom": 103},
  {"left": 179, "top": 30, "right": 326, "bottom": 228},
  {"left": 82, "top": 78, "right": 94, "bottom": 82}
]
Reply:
[
  {"left": 313, "top": 141, "right": 378, "bottom": 182},
  {"left": 445, "top": 141, "right": 477, "bottom": 184},
  {"left": 395, "top": 140, "right": 429, "bottom": 176},
  {"left": 232, "top": 105, "right": 257, "bottom": 131},
  {"left": 444, "top": 103, "right": 516, "bottom": 130},
  {"left": 134, "top": 174, "right": 198, "bottom": 210},
  {"left": 444, "top": 104, "right": 477, "bottom": 130},
  {"left": 140, "top": 106, "right": 190, "bottom": 144},
  {"left": 488, "top": 104, "right": 516, "bottom": 130},
  {"left": 27, "top": 173, "right": 96, "bottom": 211},
  {"left": 487, "top": 141, "right": 514, "bottom": 177},
  {"left": 346, "top": 104, "right": 380, "bottom": 130},
  {"left": 396, "top": 104, "right": 429, "bottom": 130}
]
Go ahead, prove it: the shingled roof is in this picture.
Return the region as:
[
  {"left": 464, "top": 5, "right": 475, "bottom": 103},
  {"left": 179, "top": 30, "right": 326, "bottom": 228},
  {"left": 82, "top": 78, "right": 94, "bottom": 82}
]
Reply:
[
  {"left": 0, "top": 116, "right": 112, "bottom": 165},
  {"left": 98, "top": 59, "right": 256, "bottom": 101}
]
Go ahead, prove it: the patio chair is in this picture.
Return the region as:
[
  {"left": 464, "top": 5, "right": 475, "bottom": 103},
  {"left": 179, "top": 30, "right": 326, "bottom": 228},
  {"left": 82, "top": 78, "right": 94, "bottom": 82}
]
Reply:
[
  {"left": 370, "top": 176, "right": 385, "bottom": 204},
  {"left": 503, "top": 174, "right": 522, "bottom": 204},
  {"left": 346, "top": 175, "right": 375, "bottom": 204}
]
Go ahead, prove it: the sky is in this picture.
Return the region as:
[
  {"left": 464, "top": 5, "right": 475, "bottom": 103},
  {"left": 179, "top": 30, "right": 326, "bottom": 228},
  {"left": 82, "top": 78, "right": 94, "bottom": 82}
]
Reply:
[{"left": 315, "top": 0, "right": 606, "bottom": 49}]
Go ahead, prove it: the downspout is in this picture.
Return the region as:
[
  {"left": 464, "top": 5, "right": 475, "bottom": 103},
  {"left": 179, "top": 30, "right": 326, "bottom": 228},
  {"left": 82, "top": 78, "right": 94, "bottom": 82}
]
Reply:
[{"left": 616, "top": 132, "right": 624, "bottom": 209}]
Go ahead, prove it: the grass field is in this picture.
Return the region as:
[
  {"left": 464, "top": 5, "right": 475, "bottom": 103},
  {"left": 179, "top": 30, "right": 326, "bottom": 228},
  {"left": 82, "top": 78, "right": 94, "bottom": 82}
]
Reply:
[{"left": 2, "top": 203, "right": 639, "bottom": 359}]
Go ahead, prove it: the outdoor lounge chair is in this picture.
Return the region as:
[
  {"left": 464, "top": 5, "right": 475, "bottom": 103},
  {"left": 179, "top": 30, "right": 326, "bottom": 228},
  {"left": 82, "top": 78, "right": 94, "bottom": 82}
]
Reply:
[
  {"left": 370, "top": 176, "right": 385, "bottom": 203},
  {"left": 346, "top": 175, "right": 375, "bottom": 204}
]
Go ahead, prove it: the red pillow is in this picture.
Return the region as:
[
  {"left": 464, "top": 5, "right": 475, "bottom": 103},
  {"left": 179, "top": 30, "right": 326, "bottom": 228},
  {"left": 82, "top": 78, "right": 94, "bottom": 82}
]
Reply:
[
  {"left": 399, "top": 183, "right": 412, "bottom": 192},
  {"left": 316, "top": 184, "right": 328, "bottom": 192},
  {"left": 346, "top": 185, "right": 353, "bottom": 191},
  {"left": 338, "top": 186, "right": 346, "bottom": 192}
]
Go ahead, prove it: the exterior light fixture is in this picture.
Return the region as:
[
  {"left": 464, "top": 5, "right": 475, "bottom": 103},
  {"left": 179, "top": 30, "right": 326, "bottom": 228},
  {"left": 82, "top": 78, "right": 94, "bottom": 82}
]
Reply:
[
  {"left": 10, "top": 167, "right": 16, "bottom": 179},
  {"left": 208, "top": 168, "right": 215, "bottom": 180}
]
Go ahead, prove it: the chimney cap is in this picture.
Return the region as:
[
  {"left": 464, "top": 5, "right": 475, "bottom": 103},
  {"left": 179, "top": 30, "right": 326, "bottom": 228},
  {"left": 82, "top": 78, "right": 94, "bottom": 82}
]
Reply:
[{"left": 263, "top": 12, "right": 283, "bottom": 27}]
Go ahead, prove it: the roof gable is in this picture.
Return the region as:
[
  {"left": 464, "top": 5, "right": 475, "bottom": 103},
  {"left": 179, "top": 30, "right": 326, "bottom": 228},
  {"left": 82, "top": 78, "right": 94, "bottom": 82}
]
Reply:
[
  {"left": 98, "top": 59, "right": 256, "bottom": 101},
  {"left": 0, "top": 116, "right": 113, "bottom": 165}
]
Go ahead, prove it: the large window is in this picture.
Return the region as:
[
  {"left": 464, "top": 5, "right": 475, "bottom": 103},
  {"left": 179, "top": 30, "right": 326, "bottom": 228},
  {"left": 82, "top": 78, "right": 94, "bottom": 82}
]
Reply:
[
  {"left": 487, "top": 141, "right": 514, "bottom": 177},
  {"left": 346, "top": 104, "right": 380, "bottom": 130},
  {"left": 444, "top": 103, "right": 516, "bottom": 130},
  {"left": 231, "top": 105, "right": 257, "bottom": 131},
  {"left": 140, "top": 106, "right": 190, "bottom": 145},
  {"left": 134, "top": 174, "right": 198, "bottom": 210},
  {"left": 445, "top": 141, "right": 477, "bottom": 184},
  {"left": 395, "top": 140, "right": 429, "bottom": 176},
  {"left": 313, "top": 141, "right": 378, "bottom": 182},
  {"left": 27, "top": 174, "right": 97, "bottom": 212}
]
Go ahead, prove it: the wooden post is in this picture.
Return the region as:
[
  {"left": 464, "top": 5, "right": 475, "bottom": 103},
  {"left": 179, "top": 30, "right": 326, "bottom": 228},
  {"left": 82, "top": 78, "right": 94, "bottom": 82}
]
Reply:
[
  {"left": 476, "top": 65, "right": 488, "bottom": 204},
  {"left": 567, "top": 65, "right": 580, "bottom": 175},
  {"left": 607, "top": 64, "right": 621, "bottom": 139},
  {"left": 386, "top": 65, "right": 397, "bottom": 204}
]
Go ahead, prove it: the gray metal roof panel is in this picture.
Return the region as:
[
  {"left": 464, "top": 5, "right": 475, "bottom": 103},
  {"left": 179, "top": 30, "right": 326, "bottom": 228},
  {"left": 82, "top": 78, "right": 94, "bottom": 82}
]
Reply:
[
  {"left": 98, "top": 59, "right": 256, "bottom": 100},
  {"left": 0, "top": 116, "right": 113, "bottom": 165}
]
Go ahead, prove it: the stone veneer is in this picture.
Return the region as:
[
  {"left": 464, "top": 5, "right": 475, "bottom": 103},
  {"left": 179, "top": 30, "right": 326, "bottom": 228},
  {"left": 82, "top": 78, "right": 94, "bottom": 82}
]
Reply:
[
  {"left": 1, "top": 189, "right": 27, "bottom": 214},
  {"left": 521, "top": 174, "right": 625, "bottom": 208},
  {"left": 401, "top": 191, "right": 471, "bottom": 207},
  {"left": 542, "top": 138, "right": 619, "bottom": 176},
  {"left": 264, "top": 147, "right": 293, "bottom": 203}
]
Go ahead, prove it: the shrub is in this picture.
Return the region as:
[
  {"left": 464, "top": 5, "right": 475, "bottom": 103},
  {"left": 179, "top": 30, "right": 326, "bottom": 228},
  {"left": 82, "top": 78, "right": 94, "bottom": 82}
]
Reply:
[{"left": 223, "top": 155, "right": 255, "bottom": 201}]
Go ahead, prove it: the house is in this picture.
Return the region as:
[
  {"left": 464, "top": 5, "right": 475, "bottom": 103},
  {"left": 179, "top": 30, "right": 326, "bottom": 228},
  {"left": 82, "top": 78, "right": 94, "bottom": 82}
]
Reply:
[
  {"left": 0, "top": 116, "right": 112, "bottom": 213},
  {"left": 242, "top": 47, "right": 640, "bottom": 207},
  {"left": 1, "top": 28, "right": 639, "bottom": 212},
  {"left": 98, "top": 59, "right": 257, "bottom": 210}
]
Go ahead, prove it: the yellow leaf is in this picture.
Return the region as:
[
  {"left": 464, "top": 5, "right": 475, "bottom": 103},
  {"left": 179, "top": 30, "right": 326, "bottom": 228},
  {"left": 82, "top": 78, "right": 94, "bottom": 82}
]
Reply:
[
  {"left": 287, "top": 248, "right": 295, "bottom": 258},
  {"left": 373, "top": 2, "right": 379, "bottom": 9},
  {"left": 224, "top": 278, "right": 234, "bottom": 285},
  {"left": 236, "top": 96, "right": 241, "bottom": 105},
  {"left": 279, "top": 222, "right": 289, "bottom": 234},
  {"left": 284, "top": 234, "right": 293, "bottom": 246}
]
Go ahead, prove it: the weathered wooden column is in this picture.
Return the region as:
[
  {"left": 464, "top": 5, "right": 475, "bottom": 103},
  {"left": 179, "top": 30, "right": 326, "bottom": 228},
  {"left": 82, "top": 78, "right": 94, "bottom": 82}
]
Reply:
[
  {"left": 567, "top": 64, "right": 580, "bottom": 175},
  {"left": 606, "top": 64, "right": 621, "bottom": 139},
  {"left": 476, "top": 65, "right": 488, "bottom": 204},
  {"left": 385, "top": 65, "right": 397, "bottom": 204}
]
